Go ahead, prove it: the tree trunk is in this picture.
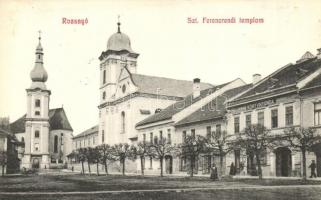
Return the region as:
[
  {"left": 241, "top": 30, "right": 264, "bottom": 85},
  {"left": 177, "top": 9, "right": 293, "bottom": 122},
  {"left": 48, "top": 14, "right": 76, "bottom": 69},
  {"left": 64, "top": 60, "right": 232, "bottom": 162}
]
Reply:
[
  {"left": 81, "top": 161, "right": 84, "bottom": 175},
  {"left": 140, "top": 156, "right": 144, "bottom": 176},
  {"left": 160, "top": 157, "right": 164, "bottom": 177},
  {"left": 302, "top": 148, "right": 307, "bottom": 180},
  {"left": 220, "top": 153, "right": 224, "bottom": 177},
  {"left": 96, "top": 162, "right": 99, "bottom": 176},
  {"left": 104, "top": 159, "right": 108, "bottom": 175},
  {"left": 88, "top": 162, "right": 91, "bottom": 175},
  {"left": 255, "top": 152, "right": 262, "bottom": 180},
  {"left": 122, "top": 158, "right": 126, "bottom": 176}
]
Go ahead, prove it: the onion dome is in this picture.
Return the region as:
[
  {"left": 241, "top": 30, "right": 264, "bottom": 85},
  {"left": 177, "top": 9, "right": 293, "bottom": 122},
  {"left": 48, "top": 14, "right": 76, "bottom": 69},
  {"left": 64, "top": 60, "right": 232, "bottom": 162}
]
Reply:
[
  {"left": 30, "top": 35, "right": 48, "bottom": 82},
  {"left": 107, "top": 21, "right": 133, "bottom": 52}
]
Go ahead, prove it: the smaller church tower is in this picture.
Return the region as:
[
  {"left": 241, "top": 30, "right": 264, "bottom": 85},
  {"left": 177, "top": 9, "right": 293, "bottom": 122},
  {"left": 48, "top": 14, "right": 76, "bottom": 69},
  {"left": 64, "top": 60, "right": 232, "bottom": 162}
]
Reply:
[{"left": 22, "top": 32, "right": 51, "bottom": 169}]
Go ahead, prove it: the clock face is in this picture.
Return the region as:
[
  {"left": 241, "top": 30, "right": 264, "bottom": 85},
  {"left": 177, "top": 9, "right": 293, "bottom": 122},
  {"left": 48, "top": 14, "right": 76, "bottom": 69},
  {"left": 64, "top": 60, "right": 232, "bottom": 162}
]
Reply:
[{"left": 122, "top": 84, "right": 126, "bottom": 93}]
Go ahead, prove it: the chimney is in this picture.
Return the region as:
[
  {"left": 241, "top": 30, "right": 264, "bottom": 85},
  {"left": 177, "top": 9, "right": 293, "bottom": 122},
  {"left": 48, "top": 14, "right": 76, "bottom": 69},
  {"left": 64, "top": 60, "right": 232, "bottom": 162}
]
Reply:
[
  {"left": 253, "top": 74, "right": 261, "bottom": 85},
  {"left": 317, "top": 48, "right": 321, "bottom": 59},
  {"left": 193, "top": 78, "right": 201, "bottom": 99}
]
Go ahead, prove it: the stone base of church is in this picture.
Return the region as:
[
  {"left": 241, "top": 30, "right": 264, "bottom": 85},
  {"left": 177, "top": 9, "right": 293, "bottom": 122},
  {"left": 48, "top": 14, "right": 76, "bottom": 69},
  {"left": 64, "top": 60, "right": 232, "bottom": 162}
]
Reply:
[{"left": 21, "top": 154, "right": 50, "bottom": 170}]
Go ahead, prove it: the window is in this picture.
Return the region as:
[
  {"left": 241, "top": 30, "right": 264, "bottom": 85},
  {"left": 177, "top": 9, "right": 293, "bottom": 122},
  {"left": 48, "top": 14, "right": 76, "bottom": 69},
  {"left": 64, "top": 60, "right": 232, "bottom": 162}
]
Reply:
[
  {"left": 315, "top": 103, "right": 321, "bottom": 126},
  {"left": 102, "top": 91, "right": 106, "bottom": 100},
  {"left": 159, "top": 130, "right": 163, "bottom": 141},
  {"left": 182, "top": 131, "right": 187, "bottom": 143},
  {"left": 216, "top": 124, "right": 221, "bottom": 135},
  {"left": 102, "top": 130, "right": 105, "bottom": 143},
  {"left": 191, "top": 129, "right": 195, "bottom": 139},
  {"left": 234, "top": 117, "right": 240, "bottom": 133},
  {"left": 149, "top": 157, "right": 153, "bottom": 169},
  {"left": 206, "top": 126, "right": 211, "bottom": 140},
  {"left": 150, "top": 132, "right": 153, "bottom": 143},
  {"left": 143, "top": 134, "right": 146, "bottom": 142},
  {"left": 21, "top": 137, "right": 24, "bottom": 142},
  {"left": 258, "top": 111, "right": 264, "bottom": 126},
  {"left": 93, "top": 136, "right": 95, "bottom": 145},
  {"left": 103, "top": 70, "right": 106, "bottom": 84},
  {"left": 246, "top": 114, "right": 251, "bottom": 128},
  {"left": 34, "top": 143, "right": 39, "bottom": 152},
  {"left": 121, "top": 111, "right": 125, "bottom": 133},
  {"left": 271, "top": 109, "right": 278, "bottom": 128},
  {"left": 167, "top": 133, "right": 171, "bottom": 144},
  {"left": 35, "top": 99, "right": 40, "bottom": 107},
  {"left": 154, "top": 136, "right": 158, "bottom": 144},
  {"left": 88, "top": 138, "right": 91, "bottom": 146},
  {"left": 35, "top": 111, "right": 40, "bottom": 116},
  {"left": 54, "top": 135, "right": 58, "bottom": 153},
  {"left": 61, "top": 133, "right": 64, "bottom": 145},
  {"left": 35, "top": 130, "right": 40, "bottom": 138},
  {"left": 285, "top": 106, "right": 293, "bottom": 126}
]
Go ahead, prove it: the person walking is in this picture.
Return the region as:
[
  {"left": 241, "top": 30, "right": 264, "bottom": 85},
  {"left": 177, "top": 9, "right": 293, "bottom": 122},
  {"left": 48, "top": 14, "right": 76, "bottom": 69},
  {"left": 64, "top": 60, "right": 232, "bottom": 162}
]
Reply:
[
  {"left": 210, "top": 164, "right": 218, "bottom": 181},
  {"left": 309, "top": 160, "right": 317, "bottom": 178}
]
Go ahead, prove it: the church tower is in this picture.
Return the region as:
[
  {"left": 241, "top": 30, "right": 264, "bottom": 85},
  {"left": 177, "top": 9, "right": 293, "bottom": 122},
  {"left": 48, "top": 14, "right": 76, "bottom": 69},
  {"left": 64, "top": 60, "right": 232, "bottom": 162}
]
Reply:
[
  {"left": 22, "top": 33, "right": 51, "bottom": 169},
  {"left": 98, "top": 20, "right": 139, "bottom": 104}
]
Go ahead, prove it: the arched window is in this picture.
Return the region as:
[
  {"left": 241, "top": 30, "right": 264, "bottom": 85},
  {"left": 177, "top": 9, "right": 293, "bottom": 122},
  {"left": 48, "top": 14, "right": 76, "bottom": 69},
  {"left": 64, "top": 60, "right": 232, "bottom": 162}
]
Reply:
[
  {"left": 121, "top": 111, "right": 125, "bottom": 133},
  {"left": 35, "top": 130, "right": 40, "bottom": 138},
  {"left": 103, "top": 70, "right": 106, "bottom": 84},
  {"left": 54, "top": 135, "right": 58, "bottom": 153},
  {"left": 102, "top": 130, "right": 105, "bottom": 143},
  {"left": 35, "top": 99, "right": 41, "bottom": 107}
]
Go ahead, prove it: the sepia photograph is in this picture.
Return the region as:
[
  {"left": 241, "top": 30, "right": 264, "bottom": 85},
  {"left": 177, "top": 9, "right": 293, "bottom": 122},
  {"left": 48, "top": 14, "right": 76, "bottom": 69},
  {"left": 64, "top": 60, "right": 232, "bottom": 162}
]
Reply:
[{"left": 0, "top": 0, "right": 321, "bottom": 199}]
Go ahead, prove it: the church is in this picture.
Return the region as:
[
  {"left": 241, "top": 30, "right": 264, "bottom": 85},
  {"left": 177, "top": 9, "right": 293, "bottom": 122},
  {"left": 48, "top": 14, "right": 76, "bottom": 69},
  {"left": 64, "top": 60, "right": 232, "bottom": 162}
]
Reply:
[
  {"left": 10, "top": 35, "right": 73, "bottom": 170},
  {"left": 97, "top": 21, "right": 213, "bottom": 145}
]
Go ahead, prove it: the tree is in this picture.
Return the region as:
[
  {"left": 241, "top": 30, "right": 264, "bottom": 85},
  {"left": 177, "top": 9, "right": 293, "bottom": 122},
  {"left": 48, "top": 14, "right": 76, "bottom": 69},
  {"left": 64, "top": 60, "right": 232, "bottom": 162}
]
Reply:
[
  {"left": 134, "top": 141, "right": 152, "bottom": 176},
  {"left": 178, "top": 135, "right": 205, "bottom": 177},
  {"left": 92, "top": 147, "right": 101, "bottom": 176},
  {"left": 282, "top": 127, "right": 321, "bottom": 180},
  {"left": 0, "top": 151, "right": 7, "bottom": 176},
  {"left": 204, "top": 130, "right": 234, "bottom": 177},
  {"left": 85, "top": 147, "right": 95, "bottom": 175},
  {"left": 97, "top": 144, "right": 114, "bottom": 175},
  {"left": 150, "top": 138, "right": 177, "bottom": 177},
  {"left": 77, "top": 148, "right": 86, "bottom": 175},
  {"left": 111, "top": 143, "right": 136, "bottom": 176},
  {"left": 236, "top": 124, "right": 273, "bottom": 180}
]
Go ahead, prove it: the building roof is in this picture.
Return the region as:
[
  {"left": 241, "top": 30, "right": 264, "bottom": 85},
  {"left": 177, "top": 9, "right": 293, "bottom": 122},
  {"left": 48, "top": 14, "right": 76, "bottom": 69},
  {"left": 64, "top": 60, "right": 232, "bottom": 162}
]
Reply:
[
  {"left": 73, "top": 125, "right": 98, "bottom": 139},
  {"left": 10, "top": 108, "right": 73, "bottom": 134},
  {"left": 0, "top": 128, "right": 11, "bottom": 137},
  {"left": 175, "top": 84, "right": 252, "bottom": 127},
  {"left": 228, "top": 57, "right": 321, "bottom": 107},
  {"left": 131, "top": 74, "right": 214, "bottom": 98},
  {"left": 135, "top": 81, "right": 230, "bottom": 127},
  {"left": 302, "top": 72, "right": 321, "bottom": 89}
]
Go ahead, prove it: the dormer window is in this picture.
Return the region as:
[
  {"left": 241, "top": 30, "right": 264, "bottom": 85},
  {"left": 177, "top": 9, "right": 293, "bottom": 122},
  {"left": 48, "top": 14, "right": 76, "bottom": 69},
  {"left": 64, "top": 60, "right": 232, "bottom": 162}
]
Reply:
[{"left": 35, "top": 99, "right": 41, "bottom": 107}]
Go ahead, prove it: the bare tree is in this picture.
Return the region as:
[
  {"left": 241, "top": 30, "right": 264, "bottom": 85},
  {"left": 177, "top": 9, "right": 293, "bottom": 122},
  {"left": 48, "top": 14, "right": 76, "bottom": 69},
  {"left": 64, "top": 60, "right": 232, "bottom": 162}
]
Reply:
[
  {"left": 77, "top": 148, "right": 86, "bottom": 175},
  {"left": 92, "top": 147, "right": 101, "bottom": 176},
  {"left": 178, "top": 135, "right": 205, "bottom": 177},
  {"left": 204, "top": 130, "right": 234, "bottom": 177},
  {"left": 236, "top": 124, "right": 273, "bottom": 180},
  {"left": 134, "top": 141, "right": 152, "bottom": 176},
  {"left": 97, "top": 144, "right": 114, "bottom": 175},
  {"left": 281, "top": 127, "right": 321, "bottom": 180},
  {"left": 111, "top": 143, "right": 136, "bottom": 176},
  {"left": 150, "top": 138, "right": 177, "bottom": 177}
]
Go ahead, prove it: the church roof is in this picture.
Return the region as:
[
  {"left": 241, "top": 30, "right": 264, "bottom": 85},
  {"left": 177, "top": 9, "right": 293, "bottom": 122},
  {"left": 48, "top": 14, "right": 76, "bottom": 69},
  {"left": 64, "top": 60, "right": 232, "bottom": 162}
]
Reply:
[
  {"left": 73, "top": 125, "right": 98, "bottom": 139},
  {"left": 175, "top": 84, "right": 253, "bottom": 127},
  {"left": 135, "top": 82, "right": 230, "bottom": 127},
  {"left": 131, "top": 74, "right": 214, "bottom": 98},
  {"left": 10, "top": 108, "right": 73, "bottom": 134}
]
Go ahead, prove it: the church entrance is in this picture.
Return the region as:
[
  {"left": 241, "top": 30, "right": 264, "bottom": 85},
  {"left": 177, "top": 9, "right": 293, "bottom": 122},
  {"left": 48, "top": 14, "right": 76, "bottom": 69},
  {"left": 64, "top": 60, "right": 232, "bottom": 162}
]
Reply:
[
  {"left": 32, "top": 157, "right": 40, "bottom": 169},
  {"left": 275, "top": 147, "right": 292, "bottom": 177},
  {"left": 165, "top": 155, "right": 173, "bottom": 174}
]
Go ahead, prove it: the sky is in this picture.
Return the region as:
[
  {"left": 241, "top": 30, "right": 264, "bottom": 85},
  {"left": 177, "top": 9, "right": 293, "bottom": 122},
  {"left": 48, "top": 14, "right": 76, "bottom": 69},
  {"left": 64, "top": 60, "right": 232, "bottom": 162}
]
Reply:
[{"left": 0, "top": 0, "right": 321, "bottom": 135}]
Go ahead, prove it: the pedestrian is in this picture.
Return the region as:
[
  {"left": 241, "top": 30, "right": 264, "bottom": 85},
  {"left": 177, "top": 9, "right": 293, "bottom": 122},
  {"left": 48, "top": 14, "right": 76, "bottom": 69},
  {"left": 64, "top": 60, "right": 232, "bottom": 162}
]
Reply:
[
  {"left": 210, "top": 164, "right": 218, "bottom": 181},
  {"left": 309, "top": 160, "right": 317, "bottom": 178},
  {"left": 229, "top": 162, "right": 235, "bottom": 176}
]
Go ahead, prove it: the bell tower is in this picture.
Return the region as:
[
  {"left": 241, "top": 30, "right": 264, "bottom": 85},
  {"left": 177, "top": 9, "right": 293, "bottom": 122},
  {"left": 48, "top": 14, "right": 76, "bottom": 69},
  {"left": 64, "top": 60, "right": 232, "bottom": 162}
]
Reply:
[{"left": 22, "top": 32, "right": 51, "bottom": 169}]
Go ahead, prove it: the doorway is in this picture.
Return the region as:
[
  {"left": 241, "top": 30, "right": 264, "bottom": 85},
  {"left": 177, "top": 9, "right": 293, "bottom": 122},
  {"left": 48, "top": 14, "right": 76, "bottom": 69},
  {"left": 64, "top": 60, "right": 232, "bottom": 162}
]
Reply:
[
  {"left": 165, "top": 155, "right": 173, "bottom": 174},
  {"left": 32, "top": 158, "right": 40, "bottom": 169},
  {"left": 275, "top": 147, "right": 292, "bottom": 177}
]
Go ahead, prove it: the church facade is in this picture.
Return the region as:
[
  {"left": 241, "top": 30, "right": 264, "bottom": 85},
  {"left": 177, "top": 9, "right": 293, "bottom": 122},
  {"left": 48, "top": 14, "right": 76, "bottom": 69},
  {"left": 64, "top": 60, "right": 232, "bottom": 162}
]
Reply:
[{"left": 10, "top": 36, "right": 73, "bottom": 170}]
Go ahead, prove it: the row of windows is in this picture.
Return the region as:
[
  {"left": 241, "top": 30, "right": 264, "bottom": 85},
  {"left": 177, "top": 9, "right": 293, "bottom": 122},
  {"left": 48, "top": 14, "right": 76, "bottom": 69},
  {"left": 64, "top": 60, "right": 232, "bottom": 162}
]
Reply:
[
  {"left": 143, "top": 129, "right": 172, "bottom": 144},
  {"left": 75, "top": 136, "right": 96, "bottom": 149},
  {"left": 234, "top": 106, "right": 294, "bottom": 133}
]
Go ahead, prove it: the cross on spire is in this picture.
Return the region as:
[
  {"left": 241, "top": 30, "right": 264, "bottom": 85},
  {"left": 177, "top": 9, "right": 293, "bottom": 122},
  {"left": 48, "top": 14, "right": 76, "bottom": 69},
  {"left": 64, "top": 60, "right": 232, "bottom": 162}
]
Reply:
[
  {"left": 38, "top": 30, "right": 42, "bottom": 41},
  {"left": 117, "top": 15, "right": 121, "bottom": 33}
]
